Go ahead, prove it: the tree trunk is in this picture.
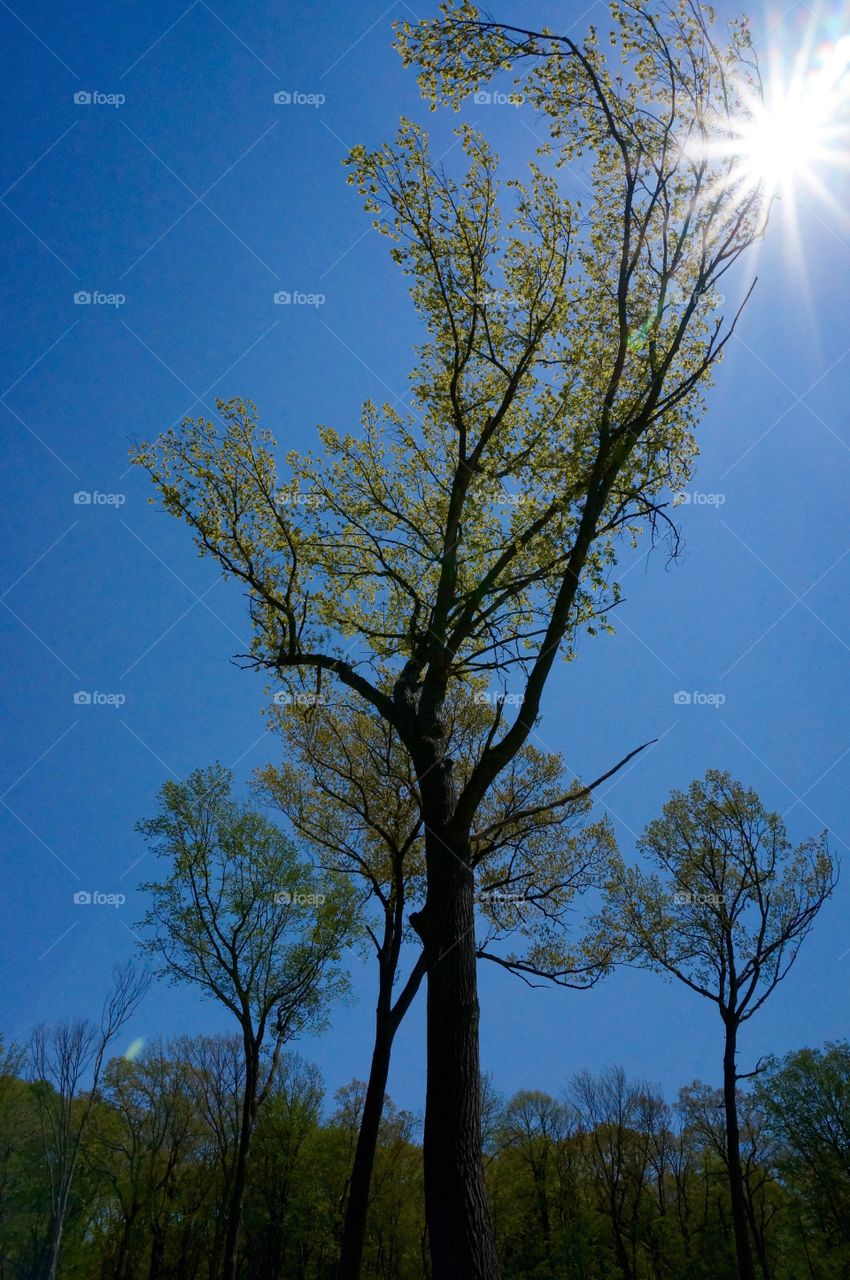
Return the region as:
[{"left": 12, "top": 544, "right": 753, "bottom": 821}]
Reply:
[
  {"left": 222, "top": 1070, "right": 257, "bottom": 1280},
  {"left": 723, "top": 1022, "right": 755, "bottom": 1280},
  {"left": 751, "top": 1221, "right": 772, "bottom": 1280},
  {"left": 44, "top": 1213, "right": 64, "bottom": 1280},
  {"left": 337, "top": 941, "right": 427, "bottom": 1280},
  {"left": 415, "top": 794, "right": 500, "bottom": 1280},
  {"left": 147, "top": 1229, "right": 165, "bottom": 1280},
  {"left": 532, "top": 1166, "right": 550, "bottom": 1243},
  {"left": 743, "top": 1185, "right": 772, "bottom": 1280},
  {"left": 44, "top": 1179, "right": 71, "bottom": 1280},
  {"left": 609, "top": 1201, "right": 635, "bottom": 1280},
  {"left": 336, "top": 1007, "right": 394, "bottom": 1280},
  {"left": 113, "top": 1204, "right": 139, "bottom": 1280}
]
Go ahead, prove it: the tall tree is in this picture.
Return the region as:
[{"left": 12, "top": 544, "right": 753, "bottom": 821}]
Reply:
[
  {"left": 257, "top": 695, "right": 427, "bottom": 1280},
  {"left": 136, "top": 764, "right": 354, "bottom": 1280},
  {"left": 259, "top": 687, "right": 619, "bottom": 1279},
  {"left": 601, "top": 770, "right": 837, "bottom": 1280},
  {"left": 134, "top": 2, "right": 769, "bottom": 1267}
]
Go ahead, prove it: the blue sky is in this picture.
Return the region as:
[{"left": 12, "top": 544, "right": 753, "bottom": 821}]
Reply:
[{"left": 2, "top": 0, "right": 849, "bottom": 1117}]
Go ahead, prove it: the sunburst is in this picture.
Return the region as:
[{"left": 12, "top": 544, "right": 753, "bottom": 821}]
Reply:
[{"left": 727, "top": 32, "right": 850, "bottom": 208}]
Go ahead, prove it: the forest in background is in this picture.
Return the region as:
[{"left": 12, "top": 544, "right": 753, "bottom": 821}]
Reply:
[{"left": 2, "top": 1031, "right": 849, "bottom": 1280}]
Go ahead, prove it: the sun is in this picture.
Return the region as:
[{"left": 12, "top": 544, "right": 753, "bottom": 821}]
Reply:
[
  {"left": 726, "top": 34, "right": 850, "bottom": 205},
  {"left": 735, "top": 88, "right": 831, "bottom": 196}
]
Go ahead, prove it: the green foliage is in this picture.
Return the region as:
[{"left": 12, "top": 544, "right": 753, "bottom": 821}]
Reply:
[
  {"left": 258, "top": 688, "right": 617, "bottom": 986},
  {"left": 1, "top": 1039, "right": 848, "bottom": 1278},
  {"left": 137, "top": 764, "right": 356, "bottom": 1041},
  {"left": 757, "top": 1042, "right": 850, "bottom": 1271},
  {"left": 0, "top": 1040, "right": 47, "bottom": 1276},
  {"left": 600, "top": 770, "right": 836, "bottom": 1018}
]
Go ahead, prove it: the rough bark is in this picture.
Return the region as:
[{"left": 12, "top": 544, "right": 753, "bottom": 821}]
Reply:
[
  {"left": 413, "top": 762, "right": 501, "bottom": 1280},
  {"left": 222, "top": 1060, "right": 257, "bottom": 1280},
  {"left": 723, "top": 1022, "right": 755, "bottom": 1280}
]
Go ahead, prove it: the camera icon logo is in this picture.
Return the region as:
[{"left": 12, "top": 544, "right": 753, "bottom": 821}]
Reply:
[
  {"left": 73, "top": 690, "right": 92, "bottom": 705},
  {"left": 73, "top": 491, "right": 92, "bottom": 504},
  {"left": 74, "top": 291, "right": 92, "bottom": 305},
  {"left": 273, "top": 291, "right": 291, "bottom": 304},
  {"left": 673, "top": 690, "right": 692, "bottom": 705},
  {"left": 73, "top": 91, "right": 92, "bottom": 105},
  {"left": 274, "top": 891, "right": 292, "bottom": 905},
  {"left": 273, "top": 91, "right": 292, "bottom": 104},
  {"left": 73, "top": 890, "right": 92, "bottom": 904},
  {"left": 474, "top": 91, "right": 492, "bottom": 104}
]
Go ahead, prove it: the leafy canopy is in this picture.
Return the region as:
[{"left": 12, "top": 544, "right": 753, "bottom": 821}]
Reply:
[
  {"left": 137, "top": 765, "right": 355, "bottom": 1043},
  {"left": 134, "top": 0, "right": 766, "bottom": 827},
  {"left": 600, "top": 770, "right": 836, "bottom": 1020}
]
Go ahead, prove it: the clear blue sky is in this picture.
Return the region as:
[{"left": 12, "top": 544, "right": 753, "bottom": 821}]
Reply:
[{"left": 2, "top": 0, "right": 849, "bottom": 1117}]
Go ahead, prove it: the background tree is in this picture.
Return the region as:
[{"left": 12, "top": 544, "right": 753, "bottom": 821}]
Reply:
[
  {"left": 493, "top": 1089, "right": 576, "bottom": 1271},
  {"left": 134, "top": 0, "right": 771, "bottom": 1266},
  {"left": 569, "top": 1066, "right": 664, "bottom": 1280},
  {"left": 328, "top": 1084, "right": 425, "bottom": 1280},
  {"left": 601, "top": 770, "right": 837, "bottom": 1280},
  {"left": 84, "top": 1038, "right": 207, "bottom": 1280},
  {"left": 0, "top": 1039, "right": 44, "bottom": 1279},
  {"left": 136, "top": 764, "right": 355, "bottom": 1280},
  {"left": 241, "top": 1053, "right": 326, "bottom": 1280},
  {"left": 29, "top": 962, "right": 149, "bottom": 1280},
  {"left": 679, "top": 1081, "right": 782, "bottom": 1280},
  {"left": 757, "top": 1042, "right": 850, "bottom": 1274},
  {"left": 184, "top": 1033, "right": 247, "bottom": 1276}
]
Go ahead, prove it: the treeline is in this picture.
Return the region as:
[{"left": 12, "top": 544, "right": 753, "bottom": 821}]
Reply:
[{"left": 2, "top": 1034, "right": 848, "bottom": 1280}]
